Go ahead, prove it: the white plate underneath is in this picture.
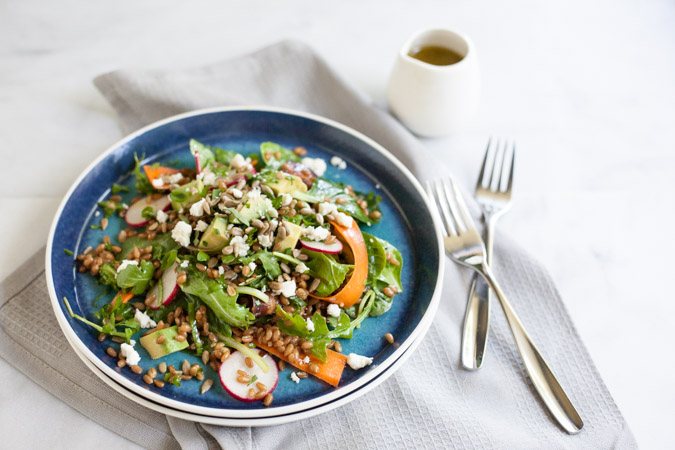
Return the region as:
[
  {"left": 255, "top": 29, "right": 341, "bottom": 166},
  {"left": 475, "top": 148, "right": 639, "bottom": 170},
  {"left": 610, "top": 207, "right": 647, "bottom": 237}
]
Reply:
[{"left": 71, "top": 329, "right": 424, "bottom": 427}]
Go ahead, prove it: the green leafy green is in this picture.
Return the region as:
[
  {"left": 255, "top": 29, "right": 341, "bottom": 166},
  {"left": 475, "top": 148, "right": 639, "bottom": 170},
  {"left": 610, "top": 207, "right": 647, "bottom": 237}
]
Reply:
[
  {"left": 369, "top": 291, "right": 393, "bottom": 317},
  {"left": 362, "top": 232, "right": 386, "bottom": 284},
  {"left": 63, "top": 296, "right": 138, "bottom": 342},
  {"left": 98, "top": 200, "right": 127, "bottom": 217},
  {"left": 118, "top": 233, "right": 180, "bottom": 262},
  {"left": 196, "top": 251, "right": 209, "bottom": 262},
  {"left": 260, "top": 142, "right": 301, "bottom": 170},
  {"left": 111, "top": 183, "right": 129, "bottom": 194},
  {"left": 164, "top": 372, "right": 182, "bottom": 386},
  {"left": 276, "top": 305, "right": 332, "bottom": 361},
  {"left": 190, "top": 139, "right": 215, "bottom": 171},
  {"left": 63, "top": 248, "right": 74, "bottom": 256},
  {"left": 305, "top": 178, "right": 382, "bottom": 226},
  {"left": 214, "top": 148, "right": 237, "bottom": 165},
  {"left": 303, "top": 250, "right": 352, "bottom": 297},
  {"left": 186, "top": 296, "right": 203, "bottom": 354},
  {"left": 98, "top": 262, "right": 118, "bottom": 287},
  {"left": 361, "top": 235, "right": 403, "bottom": 317},
  {"left": 141, "top": 206, "right": 155, "bottom": 220},
  {"left": 180, "top": 267, "right": 254, "bottom": 328},
  {"left": 376, "top": 238, "right": 403, "bottom": 291},
  {"left": 116, "top": 260, "right": 155, "bottom": 295},
  {"left": 133, "top": 153, "right": 156, "bottom": 194}
]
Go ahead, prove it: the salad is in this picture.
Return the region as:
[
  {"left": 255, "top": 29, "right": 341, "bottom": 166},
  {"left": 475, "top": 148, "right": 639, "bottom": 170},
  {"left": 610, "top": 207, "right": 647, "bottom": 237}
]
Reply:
[{"left": 66, "top": 139, "right": 403, "bottom": 406}]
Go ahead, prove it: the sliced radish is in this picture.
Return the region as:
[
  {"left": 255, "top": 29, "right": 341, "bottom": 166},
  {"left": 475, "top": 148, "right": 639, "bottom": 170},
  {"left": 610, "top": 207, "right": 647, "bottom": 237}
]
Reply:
[
  {"left": 145, "top": 262, "right": 179, "bottom": 310},
  {"left": 219, "top": 351, "right": 278, "bottom": 402},
  {"left": 125, "top": 195, "right": 171, "bottom": 227},
  {"left": 300, "top": 239, "right": 343, "bottom": 254}
]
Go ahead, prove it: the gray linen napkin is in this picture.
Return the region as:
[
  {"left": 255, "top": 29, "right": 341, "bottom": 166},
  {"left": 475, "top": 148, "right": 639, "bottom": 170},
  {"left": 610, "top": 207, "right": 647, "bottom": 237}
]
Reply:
[{"left": 0, "top": 40, "right": 636, "bottom": 449}]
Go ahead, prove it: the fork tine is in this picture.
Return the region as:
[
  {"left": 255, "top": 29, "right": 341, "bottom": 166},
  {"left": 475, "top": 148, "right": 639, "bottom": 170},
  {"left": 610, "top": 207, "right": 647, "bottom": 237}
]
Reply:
[
  {"left": 497, "top": 140, "right": 512, "bottom": 191},
  {"left": 505, "top": 143, "right": 516, "bottom": 192},
  {"left": 440, "top": 178, "right": 465, "bottom": 233},
  {"left": 426, "top": 181, "right": 456, "bottom": 236},
  {"left": 476, "top": 137, "right": 492, "bottom": 190},
  {"left": 447, "top": 178, "right": 478, "bottom": 232},
  {"left": 487, "top": 138, "right": 503, "bottom": 190},
  {"left": 433, "top": 179, "right": 460, "bottom": 236}
]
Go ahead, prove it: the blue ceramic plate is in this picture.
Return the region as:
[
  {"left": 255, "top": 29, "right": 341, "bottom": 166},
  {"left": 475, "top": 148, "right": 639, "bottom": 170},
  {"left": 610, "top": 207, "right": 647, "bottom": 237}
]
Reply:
[{"left": 47, "top": 106, "right": 444, "bottom": 418}]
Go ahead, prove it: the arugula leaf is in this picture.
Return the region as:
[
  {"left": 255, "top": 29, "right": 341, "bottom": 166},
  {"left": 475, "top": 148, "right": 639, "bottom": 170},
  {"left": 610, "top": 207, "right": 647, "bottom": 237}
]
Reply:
[
  {"left": 180, "top": 267, "right": 254, "bottom": 328},
  {"left": 196, "top": 251, "right": 209, "bottom": 262},
  {"left": 190, "top": 139, "right": 216, "bottom": 171},
  {"left": 376, "top": 237, "right": 403, "bottom": 292},
  {"left": 362, "top": 232, "right": 386, "bottom": 284},
  {"left": 214, "top": 148, "right": 237, "bottom": 165},
  {"left": 118, "top": 233, "right": 180, "bottom": 262},
  {"left": 260, "top": 142, "right": 301, "bottom": 170},
  {"left": 305, "top": 178, "right": 382, "bottom": 226},
  {"left": 186, "top": 295, "right": 203, "bottom": 354},
  {"left": 369, "top": 290, "right": 393, "bottom": 317},
  {"left": 276, "top": 306, "right": 332, "bottom": 361},
  {"left": 98, "top": 262, "right": 118, "bottom": 287},
  {"left": 133, "top": 153, "right": 156, "bottom": 194},
  {"left": 240, "top": 251, "right": 281, "bottom": 280},
  {"left": 111, "top": 183, "right": 129, "bottom": 194},
  {"left": 116, "top": 260, "right": 155, "bottom": 295},
  {"left": 303, "top": 250, "right": 352, "bottom": 297}
]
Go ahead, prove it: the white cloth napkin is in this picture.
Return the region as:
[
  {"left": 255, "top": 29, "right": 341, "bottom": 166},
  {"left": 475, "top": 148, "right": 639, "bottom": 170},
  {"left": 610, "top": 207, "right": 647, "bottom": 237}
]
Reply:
[{"left": 0, "top": 40, "right": 636, "bottom": 449}]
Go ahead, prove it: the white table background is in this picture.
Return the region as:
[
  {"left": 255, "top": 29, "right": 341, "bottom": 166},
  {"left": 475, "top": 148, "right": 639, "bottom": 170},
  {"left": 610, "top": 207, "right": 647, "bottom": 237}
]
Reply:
[{"left": 1, "top": 0, "right": 673, "bottom": 448}]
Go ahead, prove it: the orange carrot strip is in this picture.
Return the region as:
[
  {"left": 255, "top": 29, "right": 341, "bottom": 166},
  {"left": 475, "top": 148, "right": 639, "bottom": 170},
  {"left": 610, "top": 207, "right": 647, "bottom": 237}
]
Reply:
[
  {"left": 254, "top": 340, "right": 347, "bottom": 387},
  {"left": 112, "top": 290, "right": 134, "bottom": 304},
  {"left": 143, "top": 165, "right": 180, "bottom": 190},
  {"left": 309, "top": 219, "right": 368, "bottom": 308}
]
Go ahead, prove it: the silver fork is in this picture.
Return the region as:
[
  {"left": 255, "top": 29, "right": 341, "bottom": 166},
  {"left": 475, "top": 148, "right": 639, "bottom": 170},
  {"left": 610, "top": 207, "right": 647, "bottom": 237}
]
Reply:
[
  {"left": 426, "top": 178, "right": 584, "bottom": 434},
  {"left": 462, "top": 139, "right": 515, "bottom": 370}
]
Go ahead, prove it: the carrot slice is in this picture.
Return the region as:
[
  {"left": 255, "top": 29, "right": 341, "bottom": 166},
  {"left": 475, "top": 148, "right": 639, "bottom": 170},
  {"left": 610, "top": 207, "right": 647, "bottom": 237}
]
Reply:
[
  {"left": 309, "top": 219, "right": 368, "bottom": 307},
  {"left": 112, "top": 290, "right": 134, "bottom": 304},
  {"left": 143, "top": 165, "right": 180, "bottom": 190},
  {"left": 254, "top": 340, "right": 347, "bottom": 387}
]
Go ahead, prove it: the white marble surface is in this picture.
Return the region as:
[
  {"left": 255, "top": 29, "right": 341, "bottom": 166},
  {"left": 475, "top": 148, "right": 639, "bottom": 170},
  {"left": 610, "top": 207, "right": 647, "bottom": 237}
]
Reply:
[{"left": 1, "top": 0, "right": 674, "bottom": 448}]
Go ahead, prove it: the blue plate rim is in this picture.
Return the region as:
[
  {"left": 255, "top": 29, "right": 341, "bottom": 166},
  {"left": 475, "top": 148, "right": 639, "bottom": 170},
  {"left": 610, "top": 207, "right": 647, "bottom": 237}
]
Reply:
[{"left": 46, "top": 105, "right": 445, "bottom": 418}]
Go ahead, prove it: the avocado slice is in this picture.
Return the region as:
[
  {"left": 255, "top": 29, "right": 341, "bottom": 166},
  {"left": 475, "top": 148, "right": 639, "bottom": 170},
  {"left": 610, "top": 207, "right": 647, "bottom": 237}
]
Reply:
[
  {"left": 170, "top": 180, "right": 204, "bottom": 211},
  {"left": 267, "top": 172, "right": 307, "bottom": 195},
  {"left": 275, "top": 220, "right": 304, "bottom": 251},
  {"left": 198, "top": 217, "right": 229, "bottom": 252},
  {"left": 234, "top": 196, "right": 271, "bottom": 225},
  {"left": 139, "top": 326, "right": 189, "bottom": 359}
]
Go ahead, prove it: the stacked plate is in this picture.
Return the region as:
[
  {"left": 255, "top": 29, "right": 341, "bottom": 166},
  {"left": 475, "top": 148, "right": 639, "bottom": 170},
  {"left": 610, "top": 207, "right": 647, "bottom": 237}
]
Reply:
[{"left": 46, "top": 107, "right": 444, "bottom": 425}]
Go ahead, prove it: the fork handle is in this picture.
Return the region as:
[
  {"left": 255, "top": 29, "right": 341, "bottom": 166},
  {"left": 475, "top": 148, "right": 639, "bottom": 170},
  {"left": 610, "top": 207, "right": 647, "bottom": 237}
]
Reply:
[{"left": 479, "top": 263, "right": 584, "bottom": 434}]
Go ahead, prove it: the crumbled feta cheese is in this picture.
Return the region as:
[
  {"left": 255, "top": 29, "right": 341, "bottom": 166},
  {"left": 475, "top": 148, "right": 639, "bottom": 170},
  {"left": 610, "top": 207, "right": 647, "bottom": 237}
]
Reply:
[
  {"left": 268, "top": 208, "right": 279, "bottom": 218},
  {"left": 155, "top": 209, "right": 168, "bottom": 223},
  {"left": 117, "top": 260, "right": 138, "bottom": 273},
  {"left": 180, "top": 260, "right": 189, "bottom": 268},
  {"left": 120, "top": 340, "right": 141, "bottom": 366},
  {"left": 281, "top": 193, "right": 292, "bottom": 206},
  {"left": 166, "top": 173, "right": 183, "bottom": 184},
  {"left": 326, "top": 303, "right": 341, "bottom": 318},
  {"left": 318, "top": 202, "right": 338, "bottom": 216},
  {"left": 189, "top": 198, "right": 207, "bottom": 217},
  {"left": 302, "top": 356, "right": 311, "bottom": 364},
  {"left": 335, "top": 212, "right": 353, "bottom": 228},
  {"left": 151, "top": 178, "right": 164, "bottom": 189},
  {"left": 202, "top": 171, "right": 216, "bottom": 186},
  {"left": 230, "top": 154, "right": 246, "bottom": 169},
  {"left": 258, "top": 233, "right": 273, "bottom": 248},
  {"left": 195, "top": 220, "right": 208, "bottom": 232},
  {"left": 330, "top": 156, "right": 347, "bottom": 170},
  {"left": 290, "top": 372, "right": 301, "bottom": 383},
  {"left": 134, "top": 309, "right": 157, "bottom": 329},
  {"left": 295, "top": 262, "right": 309, "bottom": 274},
  {"left": 171, "top": 221, "right": 192, "bottom": 247},
  {"left": 218, "top": 266, "right": 225, "bottom": 276},
  {"left": 305, "top": 317, "right": 315, "bottom": 332},
  {"left": 229, "top": 235, "right": 250, "bottom": 257},
  {"left": 230, "top": 188, "right": 243, "bottom": 199},
  {"left": 303, "top": 226, "right": 330, "bottom": 242},
  {"left": 277, "top": 280, "right": 297, "bottom": 298},
  {"left": 95, "top": 210, "right": 101, "bottom": 217},
  {"left": 246, "top": 187, "right": 261, "bottom": 200},
  {"left": 301, "top": 157, "right": 327, "bottom": 176},
  {"left": 248, "top": 262, "right": 257, "bottom": 272},
  {"left": 346, "top": 353, "right": 373, "bottom": 370}
]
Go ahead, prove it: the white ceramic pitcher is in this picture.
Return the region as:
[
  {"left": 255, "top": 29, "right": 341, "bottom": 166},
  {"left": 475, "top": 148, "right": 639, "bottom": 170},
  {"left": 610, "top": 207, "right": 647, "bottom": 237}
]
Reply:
[{"left": 387, "top": 28, "right": 480, "bottom": 137}]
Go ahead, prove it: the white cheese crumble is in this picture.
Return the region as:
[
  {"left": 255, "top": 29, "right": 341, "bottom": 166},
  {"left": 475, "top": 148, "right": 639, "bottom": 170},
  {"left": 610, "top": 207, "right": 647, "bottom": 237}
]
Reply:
[
  {"left": 120, "top": 340, "right": 141, "bottom": 366},
  {"left": 195, "top": 220, "right": 208, "bottom": 232},
  {"left": 151, "top": 178, "right": 164, "bottom": 189},
  {"left": 171, "top": 221, "right": 192, "bottom": 247},
  {"left": 248, "top": 262, "right": 257, "bottom": 272},
  {"left": 305, "top": 317, "right": 315, "bottom": 332},
  {"left": 202, "top": 171, "right": 216, "bottom": 186},
  {"left": 117, "top": 260, "right": 138, "bottom": 273},
  {"left": 95, "top": 210, "right": 101, "bottom": 217},
  {"left": 335, "top": 212, "right": 353, "bottom": 228},
  {"left": 276, "top": 280, "right": 297, "bottom": 298},
  {"left": 189, "top": 198, "right": 207, "bottom": 217},
  {"left": 230, "top": 188, "right": 243, "bottom": 199},
  {"left": 247, "top": 187, "right": 261, "bottom": 200},
  {"left": 301, "top": 157, "right": 327, "bottom": 177},
  {"left": 166, "top": 172, "right": 184, "bottom": 184},
  {"left": 295, "top": 262, "right": 309, "bottom": 274},
  {"left": 318, "top": 202, "right": 338, "bottom": 216},
  {"left": 281, "top": 193, "right": 293, "bottom": 206},
  {"left": 229, "top": 235, "right": 250, "bottom": 257},
  {"left": 180, "top": 260, "right": 189, "bottom": 268},
  {"left": 230, "top": 153, "right": 246, "bottom": 169},
  {"left": 346, "top": 353, "right": 373, "bottom": 370},
  {"left": 155, "top": 209, "right": 168, "bottom": 223},
  {"left": 134, "top": 309, "right": 157, "bottom": 329},
  {"left": 218, "top": 266, "right": 225, "bottom": 276},
  {"left": 258, "top": 233, "right": 273, "bottom": 248},
  {"left": 302, "top": 356, "right": 311, "bottom": 364},
  {"left": 290, "top": 372, "right": 301, "bottom": 383},
  {"left": 330, "top": 156, "right": 347, "bottom": 170},
  {"left": 303, "top": 226, "right": 330, "bottom": 242},
  {"left": 326, "top": 303, "right": 341, "bottom": 318}
]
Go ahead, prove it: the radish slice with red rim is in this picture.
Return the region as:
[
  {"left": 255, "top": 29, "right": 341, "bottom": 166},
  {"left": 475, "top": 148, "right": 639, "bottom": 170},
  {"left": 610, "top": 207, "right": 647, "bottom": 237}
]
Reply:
[
  {"left": 219, "top": 351, "right": 278, "bottom": 402},
  {"left": 300, "top": 238, "right": 343, "bottom": 254},
  {"left": 125, "top": 195, "right": 171, "bottom": 227},
  {"left": 145, "top": 262, "right": 179, "bottom": 310}
]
